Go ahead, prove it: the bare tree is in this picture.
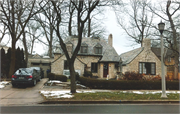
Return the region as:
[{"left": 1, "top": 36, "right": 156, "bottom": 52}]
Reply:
[
  {"left": 37, "top": 0, "right": 59, "bottom": 58},
  {"left": 0, "top": 0, "right": 41, "bottom": 77},
  {"left": 149, "top": 0, "right": 179, "bottom": 79},
  {"left": 44, "top": 0, "right": 99, "bottom": 93},
  {"left": 0, "top": 24, "right": 8, "bottom": 43},
  {"left": 26, "top": 21, "right": 42, "bottom": 55},
  {"left": 114, "top": 0, "right": 154, "bottom": 46}
]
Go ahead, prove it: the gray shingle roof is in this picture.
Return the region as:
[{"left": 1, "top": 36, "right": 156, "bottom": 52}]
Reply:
[
  {"left": 151, "top": 47, "right": 175, "bottom": 60},
  {"left": 119, "top": 47, "right": 144, "bottom": 65},
  {"left": 54, "top": 36, "right": 119, "bottom": 62}
]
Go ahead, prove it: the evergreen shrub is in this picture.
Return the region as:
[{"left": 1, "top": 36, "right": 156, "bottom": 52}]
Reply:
[
  {"left": 79, "top": 77, "right": 179, "bottom": 90},
  {"left": 47, "top": 73, "right": 55, "bottom": 80},
  {"left": 83, "top": 71, "right": 92, "bottom": 78},
  {"left": 55, "top": 75, "right": 67, "bottom": 82}
]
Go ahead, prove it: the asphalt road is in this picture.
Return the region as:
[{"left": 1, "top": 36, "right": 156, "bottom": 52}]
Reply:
[
  {"left": 0, "top": 78, "right": 48, "bottom": 106},
  {"left": 1, "top": 104, "right": 180, "bottom": 113}
]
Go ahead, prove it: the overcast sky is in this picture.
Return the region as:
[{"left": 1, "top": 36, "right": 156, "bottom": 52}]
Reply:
[
  {"left": 1, "top": 4, "right": 142, "bottom": 56},
  {"left": 104, "top": 7, "right": 141, "bottom": 55}
]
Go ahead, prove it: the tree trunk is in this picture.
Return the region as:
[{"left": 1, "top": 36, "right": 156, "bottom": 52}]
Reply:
[
  {"left": 68, "top": 14, "right": 72, "bottom": 36},
  {"left": 8, "top": 1, "right": 16, "bottom": 78},
  {"left": 48, "top": 42, "right": 52, "bottom": 58},
  {"left": 166, "top": 0, "right": 179, "bottom": 79},
  {"left": 23, "top": 32, "right": 28, "bottom": 66},
  {"left": 8, "top": 39, "right": 16, "bottom": 78},
  {"left": 174, "top": 53, "right": 179, "bottom": 79},
  {"left": 69, "top": 61, "right": 76, "bottom": 93},
  {"left": 87, "top": 14, "right": 91, "bottom": 37},
  {"left": 30, "top": 39, "right": 35, "bottom": 55}
]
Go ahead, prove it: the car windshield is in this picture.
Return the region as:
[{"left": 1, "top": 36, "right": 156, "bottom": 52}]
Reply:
[{"left": 14, "top": 68, "right": 32, "bottom": 75}]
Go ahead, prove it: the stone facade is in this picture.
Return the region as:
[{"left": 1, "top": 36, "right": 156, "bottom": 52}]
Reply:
[
  {"left": 52, "top": 53, "right": 119, "bottom": 79},
  {"left": 51, "top": 35, "right": 120, "bottom": 79},
  {"left": 120, "top": 38, "right": 167, "bottom": 77}
]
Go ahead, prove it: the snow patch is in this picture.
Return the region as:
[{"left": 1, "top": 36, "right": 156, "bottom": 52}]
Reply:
[
  {"left": 47, "top": 80, "right": 62, "bottom": 83},
  {"left": 0, "top": 81, "right": 10, "bottom": 89}
]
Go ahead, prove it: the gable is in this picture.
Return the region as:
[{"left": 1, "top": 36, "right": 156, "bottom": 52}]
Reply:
[{"left": 120, "top": 47, "right": 144, "bottom": 65}]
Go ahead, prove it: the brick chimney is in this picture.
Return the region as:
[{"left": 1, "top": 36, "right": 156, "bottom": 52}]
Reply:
[
  {"left": 142, "top": 38, "right": 151, "bottom": 50},
  {"left": 108, "top": 34, "right": 113, "bottom": 47}
]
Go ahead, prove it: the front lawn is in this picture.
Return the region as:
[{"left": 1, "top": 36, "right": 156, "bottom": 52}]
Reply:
[{"left": 40, "top": 90, "right": 180, "bottom": 101}]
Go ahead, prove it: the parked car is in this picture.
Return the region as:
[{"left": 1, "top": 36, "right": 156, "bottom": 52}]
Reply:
[
  {"left": 30, "top": 67, "right": 43, "bottom": 79},
  {"left": 11, "top": 68, "right": 41, "bottom": 87}
]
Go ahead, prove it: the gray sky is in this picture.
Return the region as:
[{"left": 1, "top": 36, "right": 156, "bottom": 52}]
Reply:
[{"left": 1, "top": 4, "right": 142, "bottom": 56}]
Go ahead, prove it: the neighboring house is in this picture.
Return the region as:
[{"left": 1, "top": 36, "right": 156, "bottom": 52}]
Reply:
[
  {"left": 151, "top": 47, "right": 179, "bottom": 79},
  {"left": 51, "top": 34, "right": 120, "bottom": 79},
  {"left": 120, "top": 38, "right": 178, "bottom": 79},
  {"left": 120, "top": 38, "right": 167, "bottom": 78},
  {"left": 28, "top": 54, "right": 53, "bottom": 78}
]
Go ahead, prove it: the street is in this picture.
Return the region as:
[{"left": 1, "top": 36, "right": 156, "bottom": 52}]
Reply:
[
  {"left": 0, "top": 78, "right": 48, "bottom": 105},
  {"left": 1, "top": 104, "right": 180, "bottom": 113}
]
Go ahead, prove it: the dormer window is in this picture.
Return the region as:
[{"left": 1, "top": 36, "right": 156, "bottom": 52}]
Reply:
[
  {"left": 81, "top": 43, "right": 88, "bottom": 53},
  {"left": 94, "top": 43, "right": 102, "bottom": 54}
]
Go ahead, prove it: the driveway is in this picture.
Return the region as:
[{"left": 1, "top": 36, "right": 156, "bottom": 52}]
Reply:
[{"left": 0, "top": 78, "right": 48, "bottom": 106}]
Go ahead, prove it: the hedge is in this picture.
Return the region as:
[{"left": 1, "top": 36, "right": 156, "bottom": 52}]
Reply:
[
  {"left": 47, "top": 73, "right": 67, "bottom": 82},
  {"left": 79, "top": 77, "right": 179, "bottom": 90}
]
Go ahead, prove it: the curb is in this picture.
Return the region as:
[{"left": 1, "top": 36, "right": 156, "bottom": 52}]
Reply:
[{"left": 39, "top": 100, "right": 180, "bottom": 104}]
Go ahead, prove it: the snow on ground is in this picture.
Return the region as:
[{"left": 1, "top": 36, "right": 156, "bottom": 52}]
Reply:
[
  {"left": 47, "top": 80, "right": 62, "bottom": 84},
  {"left": 40, "top": 90, "right": 96, "bottom": 99},
  {"left": 0, "top": 81, "right": 10, "bottom": 89},
  {"left": 40, "top": 90, "right": 180, "bottom": 99},
  {"left": 41, "top": 80, "right": 180, "bottom": 99}
]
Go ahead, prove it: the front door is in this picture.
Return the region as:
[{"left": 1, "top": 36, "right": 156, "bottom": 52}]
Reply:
[{"left": 103, "top": 63, "right": 108, "bottom": 78}]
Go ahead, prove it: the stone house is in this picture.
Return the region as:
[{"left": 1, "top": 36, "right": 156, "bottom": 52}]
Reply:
[
  {"left": 51, "top": 34, "right": 120, "bottom": 79},
  {"left": 151, "top": 47, "right": 179, "bottom": 79},
  {"left": 119, "top": 38, "right": 167, "bottom": 78}
]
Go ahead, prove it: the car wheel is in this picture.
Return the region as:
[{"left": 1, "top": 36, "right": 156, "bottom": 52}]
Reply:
[{"left": 32, "top": 80, "right": 36, "bottom": 86}]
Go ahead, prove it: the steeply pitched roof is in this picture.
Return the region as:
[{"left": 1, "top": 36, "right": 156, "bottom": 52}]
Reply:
[
  {"left": 119, "top": 47, "right": 144, "bottom": 65},
  {"left": 151, "top": 47, "right": 174, "bottom": 60},
  {"left": 119, "top": 46, "right": 176, "bottom": 65},
  {"left": 55, "top": 36, "right": 119, "bottom": 62},
  {"left": 100, "top": 47, "right": 120, "bottom": 62}
]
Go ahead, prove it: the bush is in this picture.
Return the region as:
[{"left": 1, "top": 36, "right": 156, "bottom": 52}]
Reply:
[
  {"left": 47, "top": 73, "right": 55, "bottom": 80},
  {"left": 124, "top": 71, "right": 143, "bottom": 80},
  {"left": 55, "top": 75, "right": 67, "bottom": 82},
  {"left": 79, "top": 77, "right": 179, "bottom": 90},
  {"left": 69, "top": 72, "right": 80, "bottom": 81},
  {"left": 83, "top": 71, "right": 92, "bottom": 78},
  {"left": 47, "top": 73, "right": 67, "bottom": 82}
]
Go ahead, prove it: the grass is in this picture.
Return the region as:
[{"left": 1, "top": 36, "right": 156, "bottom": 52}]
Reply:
[
  {"left": 42, "top": 91, "right": 180, "bottom": 101},
  {"left": 71, "top": 92, "right": 180, "bottom": 100}
]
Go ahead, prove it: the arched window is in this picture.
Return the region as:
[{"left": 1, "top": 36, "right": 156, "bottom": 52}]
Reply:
[
  {"left": 94, "top": 43, "right": 102, "bottom": 54},
  {"left": 80, "top": 43, "right": 88, "bottom": 53}
]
